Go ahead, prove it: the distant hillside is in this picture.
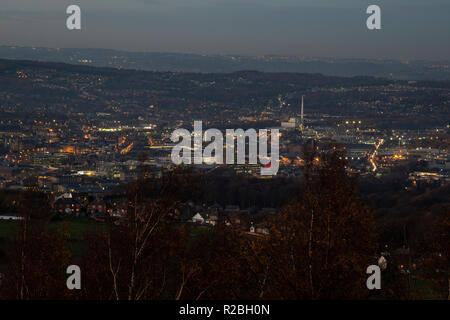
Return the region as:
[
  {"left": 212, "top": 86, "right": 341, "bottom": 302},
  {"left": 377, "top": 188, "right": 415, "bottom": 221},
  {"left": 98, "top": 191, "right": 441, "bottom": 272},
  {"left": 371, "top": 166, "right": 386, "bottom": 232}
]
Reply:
[
  {"left": 1, "top": 46, "right": 449, "bottom": 80},
  {"left": 1, "top": 58, "right": 448, "bottom": 131}
]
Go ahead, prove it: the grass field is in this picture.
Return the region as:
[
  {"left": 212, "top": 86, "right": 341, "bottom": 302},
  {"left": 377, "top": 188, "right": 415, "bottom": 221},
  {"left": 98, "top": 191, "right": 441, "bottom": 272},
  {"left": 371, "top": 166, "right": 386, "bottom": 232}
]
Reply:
[
  {"left": 0, "top": 218, "right": 105, "bottom": 240},
  {"left": 0, "top": 218, "right": 107, "bottom": 257},
  {"left": 0, "top": 221, "right": 18, "bottom": 240}
]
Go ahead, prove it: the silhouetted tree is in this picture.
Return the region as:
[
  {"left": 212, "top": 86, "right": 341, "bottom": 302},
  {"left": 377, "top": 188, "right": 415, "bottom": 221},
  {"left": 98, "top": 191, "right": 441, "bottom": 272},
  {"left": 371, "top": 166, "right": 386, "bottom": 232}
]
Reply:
[
  {"left": 0, "top": 190, "right": 71, "bottom": 299},
  {"left": 243, "top": 145, "right": 378, "bottom": 299}
]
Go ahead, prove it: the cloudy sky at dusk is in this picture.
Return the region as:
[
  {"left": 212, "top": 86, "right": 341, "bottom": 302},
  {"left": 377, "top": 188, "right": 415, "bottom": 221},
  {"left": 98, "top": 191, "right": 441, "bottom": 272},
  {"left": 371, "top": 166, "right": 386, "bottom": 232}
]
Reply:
[{"left": 0, "top": 0, "right": 449, "bottom": 60}]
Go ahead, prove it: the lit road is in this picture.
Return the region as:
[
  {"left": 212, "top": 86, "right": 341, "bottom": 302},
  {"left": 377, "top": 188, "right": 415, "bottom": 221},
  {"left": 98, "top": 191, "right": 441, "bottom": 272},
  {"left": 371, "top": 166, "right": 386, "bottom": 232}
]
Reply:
[{"left": 369, "top": 138, "right": 384, "bottom": 172}]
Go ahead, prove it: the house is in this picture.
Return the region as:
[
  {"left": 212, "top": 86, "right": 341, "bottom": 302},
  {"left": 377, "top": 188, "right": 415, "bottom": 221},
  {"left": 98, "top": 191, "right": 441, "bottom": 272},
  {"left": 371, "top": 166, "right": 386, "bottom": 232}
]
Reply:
[
  {"left": 224, "top": 211, "right": 244, "bottom": 227},
  {"left": 111, "top": 204, "right": 127, "bottom": 217},
  {"left": 204, "top": 212, "right": 218, "bottom": 226},
  {"left": 249, "top": 221, "right": 269, "bottom": 235},
  {"left": 54, "top": 197, "right": 81, "bottom": 214},
  {"left": 256, "top": 225, "right": 270, "bottom": 235},
  {"left": 191, "top": 212, "right": 205, "bottom": 224},
  {"left": 88, "top": 198, "right": 107, "bottom": 214},
  {"left": 109, "top": 201, "right": 128, "bottom": 217},
  {"left": 104, "top": 196, "right": 128, "bottom": 217}
]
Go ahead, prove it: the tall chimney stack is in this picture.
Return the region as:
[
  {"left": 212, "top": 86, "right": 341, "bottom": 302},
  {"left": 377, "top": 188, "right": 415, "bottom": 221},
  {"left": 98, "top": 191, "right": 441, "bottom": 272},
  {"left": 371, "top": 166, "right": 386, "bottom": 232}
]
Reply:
[{"left": 300, "top": 95, "right": 304, "bottom": 133}]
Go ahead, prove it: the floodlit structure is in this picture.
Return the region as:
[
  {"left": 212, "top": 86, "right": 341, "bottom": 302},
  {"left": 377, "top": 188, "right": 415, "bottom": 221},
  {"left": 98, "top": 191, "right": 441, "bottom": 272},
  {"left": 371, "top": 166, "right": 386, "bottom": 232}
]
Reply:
[{"left": 300, "top": 95, "right": 305, "bottom": 133}]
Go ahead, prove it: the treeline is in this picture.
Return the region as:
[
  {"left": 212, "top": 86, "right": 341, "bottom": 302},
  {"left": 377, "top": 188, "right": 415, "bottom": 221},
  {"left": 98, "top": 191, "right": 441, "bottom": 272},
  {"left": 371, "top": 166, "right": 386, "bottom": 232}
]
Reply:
[{"left": 0, "top": 148, "right": 448, "bottom": 300}]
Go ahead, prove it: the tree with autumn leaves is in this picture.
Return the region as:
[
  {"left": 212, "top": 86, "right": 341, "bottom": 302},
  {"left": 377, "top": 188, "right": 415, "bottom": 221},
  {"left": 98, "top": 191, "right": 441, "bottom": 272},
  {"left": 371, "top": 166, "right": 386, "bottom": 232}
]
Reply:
[
  {"left": 0, "top": 147, "right": 381, "bottom": 300},
  {"left": 10, "top": 146, "right": 450, "bottom": 300},
  {"left": 0, "top": 189, "right": 72, "bottom": 299},
  {"left": 131, "top": 144, "right": 380, "bottom": 300},
  {"left": 418, "top": 208, "right": 450, "bottom": 299},
  {"left": 78, "top": 168, "right": 204, "bottom": 300},
  {"left": 236, "top": 143, "right": 378, "bottom": 299}
]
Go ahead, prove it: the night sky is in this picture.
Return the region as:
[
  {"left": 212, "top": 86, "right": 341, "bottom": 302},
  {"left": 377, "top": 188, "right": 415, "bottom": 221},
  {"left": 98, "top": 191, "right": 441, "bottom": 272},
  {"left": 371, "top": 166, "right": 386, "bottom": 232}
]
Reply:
[{"left": 1, "top": 0, "right": 449, "bottom": 60}]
